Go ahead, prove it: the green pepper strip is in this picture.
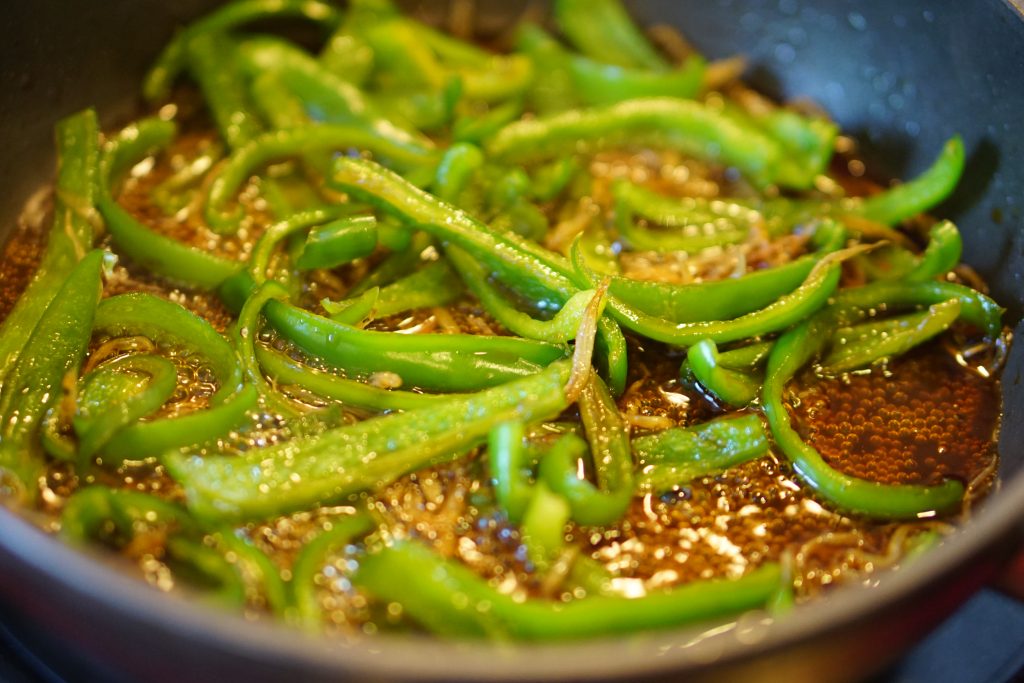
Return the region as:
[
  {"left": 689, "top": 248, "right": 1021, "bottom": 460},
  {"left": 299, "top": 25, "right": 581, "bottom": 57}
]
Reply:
[
  {"left": 322, "top": 288, "right": 380, "bottom": 325},
  {"left": 830, "top": 279, "right": 1003, "bottom": 339},
  {"left": 97, "top": 117, "right": 243, "bottom": 291},
  {"left": 364, "top": 14, "right": 532, "bottom": 102},
  {"left": 493, "top": 410, "right": 633, "bottom": 530},
  {"left": 205, "top": 125, "right": 439, "bottom": 233},
  {"left": 412, "top": 20, "right": 534, "bottom": 103},
  {"left": 191, "top": 530, "right": 289, "bottom": 611},
  {"left": 291, "top": 514, "right": 376, "bottom": 631},
  {"left": 319, "top": 29, "right": 374, "bottom": 86},
  {"left": 573, "top": 239, "right": 845, "bottom": 346},
  {"left": 514, "top": 24, "right": 579, "bottom": 116},
  {"left": 92, "top": 294, "right": 257, "bottom": 462},
  {"left": 906, "top": 220, "right": 962, "bottom": 282},
  {"left": 0, "top": 109, "right": 99, "bottom": 388},
  {"left": 165, "top": 360, "right": 572, "bottom": 522},
  {"left": 721, "top": 104, "right": 838, "bottom": 190},
  {"left": 853, "top": 220, "right": 960, "bottom": 285},
  {"left": 487, "top": 420, "right": 534, "bottom": 523},
  {"left": 616, "top": 207, "right": 749, "bottom": 253},
  {"left": 337, "top": 157, "right": 572, "bottom": 300},
  {"left": 364, "top": 18, "right": 448, "bottom": 91},
  {"left": 248, "top": 208, "right": 354, "bottom": 284},
  {"left": 858, "top": 136, "right": 965, "bottom": 226},
  {"left": 536, "top": 433, "right": 616, "bottom": 526},
  {"left": 554, "top": 0, "right": 669, "bottom": 71},
  {"left": 295, "top": 215, "right": 379, "bottom": 271},
  {"left": 60, "top": 487, "right": 287, "bottom": 612},
  {"left": 568, "top": 373, "right": 635, "bottom": 525},
  {"left": 249, "top": 66, "right": 311, "bottom": 132},
  {"left": 761, "top": 109, "right": 838, "bottom": 190},
  {"left": 448, "top": 247, "right": 601, "bottom": 344},
  {"left": 249, "top": 71, "right": 337, "bottom": 179},
  {"left": 713, "top": 340, "right": 775, "bottom": 370},
  {"left": 677, "top": 136, "right": 964, "bottom": 230},
  {"left": 185, "top": 33, "right": 264, "bottom": 149},
  {"left": 256, "top": 345, "right": 455, "bottom": 412},
  {"left": 486, "top": 98, "right": 783, "bottom": 188},
  {"left": 573, "top": 227, "right": 621, "bottom": 276},
  {"left": 762, "top": 314, "right": 964, "bottom": 519},
  {"left": 573, "top": 224, "right": 840, "bottom": 323},
  {"left": 432, "top": 142, "right": 485, "bottom": 204},
  {"left": 264, "top": 299, "right": 564, "bottom": 392},
  {"left": 369, "top": 259, "right": 463, "bottom": 318},
  {"left": 632, "top": 413, "right": 769, "bottom": 492},
  {"left": 261, "top": 175, "right": 331, "bottom": 221},
  {"left": 856, "top": 244, "right": 926, "bottom": 283},
  {"left": 346, "top": 232, "right": 434, "bottom": 297},
  {"left": 201, "top": 530, "right": 291, "bottom": 611},
  {"left": 686, "top": 339, "right": 762, "bottom": 407},
  {"left": 61, "top": 486, "right": 195, "bottom": 542},
  {"left": 374, "top": 78, "right": 463, "bottom": 133},
  {"left": 353, "top": 540, "right": 782, "bottom": 640},
  {"left": 612, "top": 180, "right": 747, "bottom": 228},
  {"left": 530, "top": 157, "right": 580, "bottom": 203},
  {"left": 328, "top": 157, "right": 629, "bottom": 395},
  {"left": 520, "top": 481, "right": 572, "bottom": 571},
  {"left": 821, "top": 300, "right": 962, "bottom": 374},
  {"left": 611, "top": 179, "right": 798, "bottom": 248},
  {"left": 41, "top": 412, "right": 78, "bottom": 464},
  {"left": 235, "top": 37, "right": 433, "bottom": 152},
  {"left": 164, "top": 536, "right": 249, "bottom": 607},
  {"left": 0, "top": 251, "right": 104, "bottom": 500},
  {"left": 151, "top": 140, "right": 224, "bottom": 215},
  {"left": 73, "top": 354, "right": 178, "bottom": 461},
  {"left": 321, "top": 260, "right": 462, "bottom": 322},
  {"left": 142, "top": 0, "right": 342, "bottom": 102},
  {"left": 452, "top": 100, "right": 525, "bottom": 146},
  {"left": 233, "top": 282, "right": 302, "bottom": 418},
  {"left": 569, "top": 54, "right": 706, "bottom": 106}
]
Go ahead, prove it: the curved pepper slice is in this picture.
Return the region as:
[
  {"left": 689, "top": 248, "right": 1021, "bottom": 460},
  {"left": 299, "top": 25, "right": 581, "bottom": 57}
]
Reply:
[
  {"left": 577, "top": 247, "right": 845, "bottom": 347},
  {"left": 685, "top": 339, "right": 763, "bottom": 407},
  {"left": 821, "top": 300, "right": 962, "bottom": 374},
  {"left": 553, "top": 0, "right": 669, "bottom": 71},
  {"left": 762, "top": 313, "right": 965, "bottom": 519},
  {"left": 61, "top": 487, "right": 287, "bottom": 612},
  {"left": 256, "top": 345, "right": 457, "bottom": 412},
  {"left": 185, "top": 33, "right": 264, "bottom": 150},
  {"left": 91, "top": 293, "right": 256, "bottom": 461},
  {"left": 74, "top": 354, "right": 178, "bottom": 461},
  {"left": 353, "top": 540, "right": 782, "bottom": 640},
  {"left": 205, "top": 125, "right": 440, "bottom": 233},
  {"left": 571, "top": 220, "right": 845, "bottom": 324},
  {"left": 858, "top": 136, "right": 965, "bottom": 226},
  {"left": 97, "top": 117, "right": 242, "bottom": 290},
  {"left": 487, "top": 98, "right": 783, "bottom": 188},
  {"left": 291, "top": 514, "right": 377, "bottom": 631},
  {"left": 265, "top": 300, "right": 565, "bottom": 392},
  {"left": 142, "top": 0, "right": 342, "bottom": 102}
]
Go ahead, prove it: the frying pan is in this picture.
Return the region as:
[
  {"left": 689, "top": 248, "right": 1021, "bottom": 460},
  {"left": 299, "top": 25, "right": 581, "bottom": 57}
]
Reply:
[{"left": 0, "top": 1, "right": 1023, "bottom": 681}]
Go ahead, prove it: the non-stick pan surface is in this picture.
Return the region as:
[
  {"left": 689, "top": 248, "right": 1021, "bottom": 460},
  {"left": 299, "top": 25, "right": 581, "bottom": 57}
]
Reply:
[{"left": 0, "top": 2, "right": 1022, "bottom": 681}]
